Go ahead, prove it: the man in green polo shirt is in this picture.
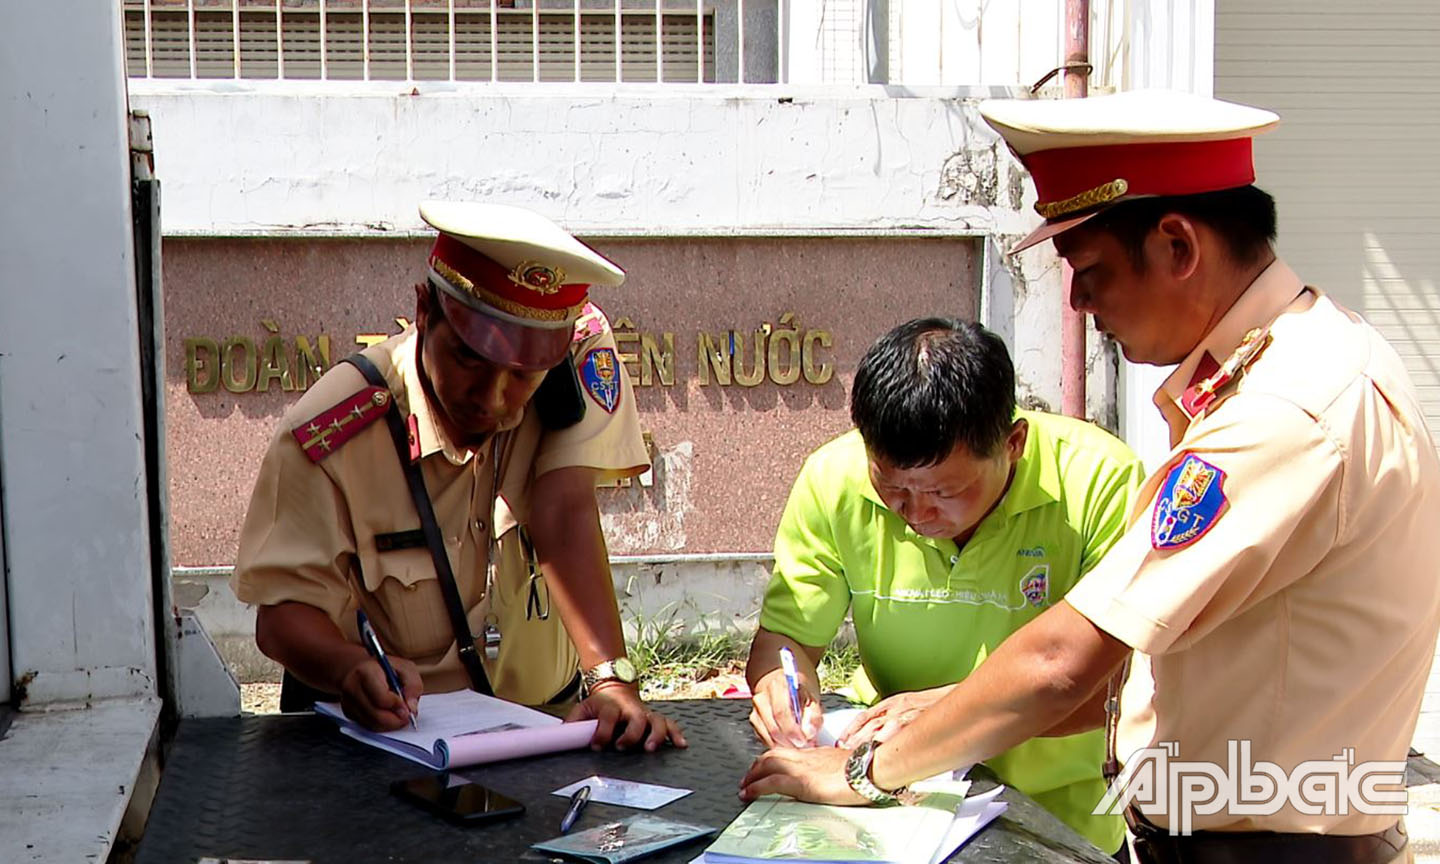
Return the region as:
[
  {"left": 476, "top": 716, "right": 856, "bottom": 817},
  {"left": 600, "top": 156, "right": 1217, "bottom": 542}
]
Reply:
[{"left": 745, "top": 317, "right": 1142, "bottom": 855}]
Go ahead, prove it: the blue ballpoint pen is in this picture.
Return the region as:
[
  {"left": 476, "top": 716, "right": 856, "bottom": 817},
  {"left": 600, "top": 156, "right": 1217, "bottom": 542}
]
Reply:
[
  {"left": 356, "top": 609, "right": 417, "bottom": 731},
  {"left": 559, "top": 784, "right": 591, "bottom": 834},
  {"left": 778, "top": 646, "right": 804, "bottom": 729}
]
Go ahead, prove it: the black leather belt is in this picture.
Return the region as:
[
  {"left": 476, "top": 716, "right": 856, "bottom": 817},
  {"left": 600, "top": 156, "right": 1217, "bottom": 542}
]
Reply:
[{"left": 1128, "top": 812, "right": 1408, "bottom": 864}]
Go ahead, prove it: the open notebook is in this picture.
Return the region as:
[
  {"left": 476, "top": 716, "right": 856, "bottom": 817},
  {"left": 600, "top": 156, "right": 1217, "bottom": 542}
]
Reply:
[
  {"left": 315, "top": 689, "right": 597, "bottom": 770},
  {"left": 698, "top": 786, "right": 1006, "bottom": 864},
  {"left": 694, "top": 708, "right": 1000, "bottom": 864}
]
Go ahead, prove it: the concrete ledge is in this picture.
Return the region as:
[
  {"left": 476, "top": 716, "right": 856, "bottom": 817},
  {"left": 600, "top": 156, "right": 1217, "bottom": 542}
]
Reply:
[{"left": 0, "top": 698, "right": 161, "bottom": 863}]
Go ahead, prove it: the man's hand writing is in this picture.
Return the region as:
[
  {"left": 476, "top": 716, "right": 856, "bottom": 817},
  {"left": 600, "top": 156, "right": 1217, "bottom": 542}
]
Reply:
[
  {"left": 339, "top": 654, "right": 422, "bottom": 732},
  {"left": 748, "top": 668, "right": 823, "bottom": 748}
]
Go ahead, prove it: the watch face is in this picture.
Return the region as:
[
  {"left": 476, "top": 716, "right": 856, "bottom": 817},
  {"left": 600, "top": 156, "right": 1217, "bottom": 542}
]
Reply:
[{"left": 613, "top": 656, "right": 637, "bottom": 682}]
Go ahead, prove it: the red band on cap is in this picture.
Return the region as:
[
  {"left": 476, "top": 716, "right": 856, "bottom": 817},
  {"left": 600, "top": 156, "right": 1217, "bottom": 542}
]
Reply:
[
  {"left": 1025, "top": 138, "right": 1256, "bottom": 217},
  {"left": 429, "top": 234, "right": 589, "bottom": 319}
]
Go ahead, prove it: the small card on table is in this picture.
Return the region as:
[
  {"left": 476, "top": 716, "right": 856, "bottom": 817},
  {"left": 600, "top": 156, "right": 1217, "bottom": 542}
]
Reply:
[{"left": 552, "top": 775, "right": 694, "bottom": 810}]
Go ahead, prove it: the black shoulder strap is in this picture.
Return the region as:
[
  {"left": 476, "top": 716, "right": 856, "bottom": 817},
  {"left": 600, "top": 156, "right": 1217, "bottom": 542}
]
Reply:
[{"left": 343, "top": 353, "right": 493, "bottom": 696}]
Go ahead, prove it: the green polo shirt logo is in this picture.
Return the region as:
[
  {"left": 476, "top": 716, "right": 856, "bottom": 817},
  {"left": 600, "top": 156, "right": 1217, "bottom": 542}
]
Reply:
[{"left": 1020, "top": 564, "right": 1050, "bottom": 607}]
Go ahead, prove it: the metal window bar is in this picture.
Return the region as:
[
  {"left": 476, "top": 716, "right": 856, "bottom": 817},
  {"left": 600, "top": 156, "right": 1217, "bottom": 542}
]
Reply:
[
  {"left": 125, "top": 1, "right": 724, "bottom": 86},
  {"left": 143, "top": 0, "right": 153, "bottom": 77},
  {"left": 232, "top": 0, "right": 241, "bottom": 78},
  {"left": 275, "top": 0, "right": 284, "bottom": 79},
  {"left": 404, "top": 0, "right": 413, "bottom": 81},
  {"left": 187, "top": 0, "right": 197, "bottom": 78},
  {"left": 777, "top": 0, "right": 784, "bottom": 84},
  {"left": 319, "top": 0, "right": 327, "bottom": 80},
  {"left": 736, "top": 0, "right": 744, "bottom": 83}
]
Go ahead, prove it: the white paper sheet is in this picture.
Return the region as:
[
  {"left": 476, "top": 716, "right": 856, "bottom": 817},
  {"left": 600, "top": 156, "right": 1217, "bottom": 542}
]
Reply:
[{"left": 552, "top": 775, "right": 694, "bottom": 809}]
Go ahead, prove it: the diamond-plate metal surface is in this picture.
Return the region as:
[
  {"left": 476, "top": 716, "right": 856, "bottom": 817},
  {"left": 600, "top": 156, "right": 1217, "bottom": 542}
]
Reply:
[{"left": 135, "top": 699, "right": 1110, "bottom": 863}]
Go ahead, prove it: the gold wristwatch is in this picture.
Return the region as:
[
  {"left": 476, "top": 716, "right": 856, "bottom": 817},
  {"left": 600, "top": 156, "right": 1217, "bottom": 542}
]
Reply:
[{"left": 581, "top": 656, "right": 638, "bottom": 692}]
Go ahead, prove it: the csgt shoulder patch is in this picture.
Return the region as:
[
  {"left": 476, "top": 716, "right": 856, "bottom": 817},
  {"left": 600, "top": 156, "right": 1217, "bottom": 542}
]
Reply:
[
  {"left": 580, "top": 347, "right": 622, "bottom": 414},
  {"left": 1151, "top": 453, "right": 1229, "bottom": 550},
  {"left": 292, "top": 386, "right": 391, "bottom": 463}
]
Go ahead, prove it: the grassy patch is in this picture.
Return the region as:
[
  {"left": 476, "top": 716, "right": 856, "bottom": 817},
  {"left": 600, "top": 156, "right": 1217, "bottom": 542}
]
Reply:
[{"left": 626, "top": 604, "right": 862, "bottom": 700}]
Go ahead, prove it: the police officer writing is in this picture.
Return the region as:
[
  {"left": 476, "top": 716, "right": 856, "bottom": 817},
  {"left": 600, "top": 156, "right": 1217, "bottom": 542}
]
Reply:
[
  {"left": 740, "top": 91, "right": 1440, "bottom": 864},
  {"left": 233, "top": 201, "right": 685, "bottom": 753}
]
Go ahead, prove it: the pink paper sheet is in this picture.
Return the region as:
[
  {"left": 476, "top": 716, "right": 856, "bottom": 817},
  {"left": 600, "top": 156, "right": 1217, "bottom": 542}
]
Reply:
[{"left": 439, "top": 719, "right": 599, "bottom": 767}]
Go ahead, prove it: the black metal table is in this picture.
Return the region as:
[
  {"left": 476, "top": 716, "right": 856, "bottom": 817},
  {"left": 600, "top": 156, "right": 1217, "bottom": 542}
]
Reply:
[{"left": 136, "top": 698, "right": 1112, "bottom": 864}]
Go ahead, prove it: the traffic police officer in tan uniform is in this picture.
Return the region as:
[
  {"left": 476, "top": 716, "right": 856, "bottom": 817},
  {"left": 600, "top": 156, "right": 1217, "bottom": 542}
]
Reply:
[
  {"left": 738, "top": 90, "right": 1440, "bottom": 864},
  {"left": 233, "top": 201, "right": 685, "bottom": 752}
]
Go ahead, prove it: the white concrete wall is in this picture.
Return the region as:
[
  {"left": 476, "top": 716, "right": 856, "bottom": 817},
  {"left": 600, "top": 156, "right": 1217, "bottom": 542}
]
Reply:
[
  {"left": 0, "top": 5, "right": 158, "bottom": 706},
  {"left": 132, "top": 82, "right": 1025, "bottom": 236}
]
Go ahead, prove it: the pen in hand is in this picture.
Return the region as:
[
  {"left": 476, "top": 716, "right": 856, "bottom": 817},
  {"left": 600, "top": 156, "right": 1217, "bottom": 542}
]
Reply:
[
  {"left": 356, "top": 608, "right": 418, "bottom": 731},
  {"left": 778, "top": 646, "right": 806, "bottom": 745},
  {"left": 559, "top": 784, "right": 592, "bottom": 834}
]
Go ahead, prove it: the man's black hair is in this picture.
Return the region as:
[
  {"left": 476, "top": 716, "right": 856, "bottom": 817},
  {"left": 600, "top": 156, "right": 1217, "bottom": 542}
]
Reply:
[
  {"left": 420, "top": 278, "right": 447, "bottom": 322},
  {"left": 850, "top": 318, "right": 1016, "bottom": 468},
  {"left": 1088, "top": 184, "right": 1277, "bottom": 270}
]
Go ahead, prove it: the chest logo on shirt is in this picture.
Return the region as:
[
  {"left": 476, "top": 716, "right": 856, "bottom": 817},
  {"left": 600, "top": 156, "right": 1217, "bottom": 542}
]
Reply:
[
  {"left": 1151, "top": 453, "right": 1229, "bottom": 550},
  {"left": 1019, "top": 565, "right": 1050, "bottom": 607},
  {"left": 581, "top": 347, "right": 622, "bottom": 414}
]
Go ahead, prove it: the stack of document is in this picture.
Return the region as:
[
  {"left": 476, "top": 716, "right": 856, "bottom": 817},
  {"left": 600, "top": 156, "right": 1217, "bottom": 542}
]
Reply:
[{"left": 315, "top": 689, "right": 597, "bottom": 769}]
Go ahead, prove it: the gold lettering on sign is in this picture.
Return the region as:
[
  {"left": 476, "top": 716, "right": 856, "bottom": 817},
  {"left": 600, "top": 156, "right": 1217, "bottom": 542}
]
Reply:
[
  {"left": 183, "top": 322, "right": 335, "bottom": 394},
  {"left": 802, "top": 329, "right": 834, "bottom": 384},
  {"left": 293, "top": 335, "right": 331, "bottom": 391},
  {"left": 355, "top": 317, "right": 412, "bottom": 349},
  {"left": 256, "top": 319, "right": 296, "bottom": 392},
  {"left": 613, "top": 317, "right": 641, "bottom": 383},
  {"left": 640, "top": 332, "right": 676, "bottom": 386},
  {"left": 768, "top": 312, "right": 802, "bottom": 385},
  {"left": 697, "top": 331, "right": 732, "bottom": 386},
  {"left": 221, "top": 336, "right": 257, "bottom": 393},
  {"left": 182, "top": 315, "right": 834, "bottom": 393},
  {"left": 184, "top": 337, "right": 220, "bottom": 394},
  {"left": 732, "top": 329, "right": 766, "bottom": 388}
]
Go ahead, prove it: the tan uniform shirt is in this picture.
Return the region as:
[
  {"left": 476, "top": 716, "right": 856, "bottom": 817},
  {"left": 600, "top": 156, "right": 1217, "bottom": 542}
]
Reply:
[
  {"left": 232, "top": 305, "right": 648, "bottom": 705},
  {"left": 1067, "top": 259, "right": 1440, "bottom": 834}
]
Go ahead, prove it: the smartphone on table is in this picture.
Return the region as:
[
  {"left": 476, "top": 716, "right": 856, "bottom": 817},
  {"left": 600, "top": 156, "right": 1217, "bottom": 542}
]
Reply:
[{"left": 390, "top": 773, "right": 525, "bottom": 825}]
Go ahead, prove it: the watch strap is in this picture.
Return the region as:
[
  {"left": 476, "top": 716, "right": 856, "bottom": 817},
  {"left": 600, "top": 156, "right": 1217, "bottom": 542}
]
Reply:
[
  {"left": 581, "top": 658, "right": 636, "bottom": 692},
  {"left": 844, "top": 740, "right": 912, "bottom": 805}
]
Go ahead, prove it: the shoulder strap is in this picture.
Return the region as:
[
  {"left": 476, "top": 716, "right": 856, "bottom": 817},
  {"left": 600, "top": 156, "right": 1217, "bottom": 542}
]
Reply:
[{"left": 343, "top": 353, "right": 494, "bottom": 696}]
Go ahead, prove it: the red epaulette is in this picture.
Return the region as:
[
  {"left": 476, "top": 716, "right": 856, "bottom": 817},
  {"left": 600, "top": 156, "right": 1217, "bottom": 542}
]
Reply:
[
  {"left": 291, "top": 386, "right": 392, "bottom": 463},
  {"left": 572, "top": 302, "right": 606, "bottom": 343},
  {"left": 1180, "top": 326, "right": 1271, "bottom": 417}
]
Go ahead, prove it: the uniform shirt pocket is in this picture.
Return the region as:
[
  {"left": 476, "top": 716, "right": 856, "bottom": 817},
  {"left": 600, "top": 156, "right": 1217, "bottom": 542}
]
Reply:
[{"left": 357, "top": 545, "right": 450, "bottom": 660}]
